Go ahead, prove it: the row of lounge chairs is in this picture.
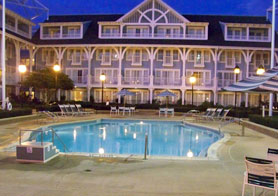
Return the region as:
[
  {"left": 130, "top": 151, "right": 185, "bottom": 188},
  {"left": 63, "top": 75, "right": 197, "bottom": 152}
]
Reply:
[
  {"left": 242, "top": 149, "right": 278, "bottom": 196},
  {"left": 196, "top": 108, "right": 231, "bottom": 121},
  {"left": 39, "top": 104, "right": 93, "bottom": 122},
  {"left": 159, "top": 108, "right": 175, "bottom": 117},
  {"left": 110, "top": 106, "right": 136, "bottom": 116}
]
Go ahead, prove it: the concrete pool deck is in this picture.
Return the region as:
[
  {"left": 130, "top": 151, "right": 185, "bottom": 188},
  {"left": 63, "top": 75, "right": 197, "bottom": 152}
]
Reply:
[{"left": 0, "top": 113, "right": 277, "bottom": 196}]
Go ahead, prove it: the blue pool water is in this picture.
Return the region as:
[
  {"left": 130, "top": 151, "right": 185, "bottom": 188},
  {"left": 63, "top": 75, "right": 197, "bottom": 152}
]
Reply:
[{"left": 34, "top": 119, "right": 223, "bottom": 158}]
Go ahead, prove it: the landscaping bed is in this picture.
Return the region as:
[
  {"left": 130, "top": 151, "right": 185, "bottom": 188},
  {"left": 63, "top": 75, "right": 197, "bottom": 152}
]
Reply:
[
  {"left": 0, "top": 108, "right": 33, "bottom": 119},
  {"left": 249, "top": 115, "right": 278, "bottom": 129}
]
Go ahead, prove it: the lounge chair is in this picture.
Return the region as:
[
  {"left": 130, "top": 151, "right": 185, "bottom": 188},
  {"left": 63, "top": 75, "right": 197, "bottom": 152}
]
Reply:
[
  {"left": 167, "top": 108, "right": 174, "bottom": 117},
  {"left": 208, "top": 108, "right": 223, "bottom": 120},
  {"left": 75, "top": 104, "right": 94, "bottom": 115},
  {"left": 58, "top": 104, "right": 68, "bottom": 116},
  {"left": 124, "top": 107, "right": 131, "bottom": 116},
  {"left": 130, "top": 107, "right": 136, "bottom": 115},
  {"left": 39, "top": 111, "right": 59, "bottom": 122},
  {"left": 70, "top": 105, "right": 81, "bottom": 116},
  {"left": 213, "top": 109, "right": 231, "bottom": 121},
  {"left": 242, "top": 157, "right": 277, "bottom": 196},
  {"left": 110, "top": 106, "right": 118, "bottom": 115},
  {"left": 196, "top": 108, "right": 216, "bottom": 121},
  {"left": 119, "top": 107, "right": 125, "bottom": 115},
  {"left": 64, "top": 105, "right": 74, "bottom": 116},
  {"left": 159, "top": 108, "right": 167, "bottom": 117}
]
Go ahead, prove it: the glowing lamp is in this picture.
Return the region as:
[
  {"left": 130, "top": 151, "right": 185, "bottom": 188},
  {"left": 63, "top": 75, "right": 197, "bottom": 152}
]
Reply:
[
  {"left": 18, "top": 65, "right": 27, "bottom": 73},
  {"left": 256, "top": 65, "right": 265, "bottom": 75},
  {"left": 53, "top": 64, "right": 61, "bottom": 72},
  {"left": 234, "top": 65, "right": 241, "bottom": 74}
]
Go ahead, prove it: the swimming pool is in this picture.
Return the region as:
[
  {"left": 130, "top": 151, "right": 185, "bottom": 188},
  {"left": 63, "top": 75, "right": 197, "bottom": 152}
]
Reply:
[{"left": 34, "top": 119, "right": 223, "bottom": 158}]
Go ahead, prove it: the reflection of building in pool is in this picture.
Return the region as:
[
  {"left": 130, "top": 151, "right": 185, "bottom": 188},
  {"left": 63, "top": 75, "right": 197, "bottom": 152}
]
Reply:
[{"left": 2, "top": 0, "right": 277, "bottom": 107}]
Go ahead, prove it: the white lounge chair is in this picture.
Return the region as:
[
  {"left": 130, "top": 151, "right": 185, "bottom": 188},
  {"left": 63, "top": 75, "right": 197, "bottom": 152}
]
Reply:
[
  {"left": 124, "top": 107, "right": 131, "bottom": 116},
  {"left": 119, "top": 107, "right": 125, "bottom": 115},
  {"left": 64, "top": 105, "right": 74, "bottom": 116},
  {"left": 39, "top": 111, "right": 59, "bottom": 122},
  {"left": 130, "top": 107, "right": 136, "bottom": 115},
  {"left": 110, "top": 106, "right": 118, "bottom": 115},
  {"left": 159, "top": 108, "right": 167, "bottom": 117},
  {"left": 69, "top": 105, "right": 80, "bottom": 116},
  {"left": 75, "top": 104, "right": 94, "bottom": 115},
  {"left": 242, "top": 157, "right": 278, "bottom": 196},
  {"left": 208, "top": 108, "right": 223, "bottom": 120},
  {"left": 167, "top": 108, "right": 174, "bottom": 117},
  {"left": 213, "top": 109, "right": 230, "bottom": 121},
  {"left": 58, "top": 104, "right": 68, "bottom": 116}
]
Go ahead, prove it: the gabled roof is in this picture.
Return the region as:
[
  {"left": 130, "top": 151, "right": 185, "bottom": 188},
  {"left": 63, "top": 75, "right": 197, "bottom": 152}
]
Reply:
[
  {"left": 31, "top": 14, "right": 276, "bottom": 49},
  {"left": 116, "top": 0, "right": 189, "bottom": 23}
]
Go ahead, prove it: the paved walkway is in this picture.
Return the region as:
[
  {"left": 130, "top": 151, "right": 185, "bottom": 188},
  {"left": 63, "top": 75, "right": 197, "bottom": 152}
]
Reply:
[{"left": 0, "top": 113, "right": 277, "bottom": 196}]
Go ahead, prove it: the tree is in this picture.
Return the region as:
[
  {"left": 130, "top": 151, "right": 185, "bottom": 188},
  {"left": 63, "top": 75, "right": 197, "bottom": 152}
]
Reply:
[{"left": 23, "top": 68, "right": 74, "bottom": 103}]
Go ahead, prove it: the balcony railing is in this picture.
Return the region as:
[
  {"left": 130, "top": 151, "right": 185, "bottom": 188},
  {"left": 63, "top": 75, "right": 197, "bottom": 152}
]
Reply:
[
  {"left": 62, "top": 32, "right": 81, "bottom": 38},
  {"left": 42, "top": 33, "right": 61, "bottom": 39},
  {"left": 122, "top": 77, "right": 150, "bottom": 85},
  {"left": 226, "top": 34, "right": 247, "bottom": 40},
  {"left": 154, "top": 77, "right": 181, "bottom": 86},
  {"left": 249, "top": 35, "right": 269, "bottom": 41},
  {"left": 101, "top": 32, "right": 121, "bottom": 38},
  {"left": 123, "top": 33, "right": 152, "bottom": 38},
  {"left": 92, "top": 76, "right": 118, "bottom": 85},
  {"left": 17, "top": 29, "right": 30, "bottom": 38},
  {"left": 70, "top": 76, "right": 88, "bottom": 85},
  {"left": 185, "top": 77, "right": 213, "bottom": 87},
  {"left": 154, "top": 33, "right": 183, "bottom": 39},
  {"left": 218, "top": 79, "right": 235, "bottom": 88},
  {"left": 185, "top": 33, "right": 206, "bottom": 39}
]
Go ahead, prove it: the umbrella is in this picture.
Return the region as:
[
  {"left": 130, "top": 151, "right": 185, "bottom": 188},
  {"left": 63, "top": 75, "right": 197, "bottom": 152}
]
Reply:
[
  {"left": 116, "top": 89, "right": 136, "bottom": 106},
  {"left": 156, "top": 90, "right": 176, "bottom": 108}
]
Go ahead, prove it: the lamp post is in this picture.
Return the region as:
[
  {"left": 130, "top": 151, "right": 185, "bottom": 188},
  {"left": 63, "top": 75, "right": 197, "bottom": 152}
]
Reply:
[
  {"left": 100, "top": 73, "right": 106, "bottom": 104},
  {"left": 53, "top": 64, "right": 61, "bottom": 101},
  {"left": 18, "top": 64, "right": 27, "bottom": 94},
  {"left": 256, "top": 65, "right": 266, "bottom": 110},
  {"left": 234, "top": 65, "right": 241, "bottom": 107},
  {"left": 189, "top": 75, "right": 196, "bottom": 106}
]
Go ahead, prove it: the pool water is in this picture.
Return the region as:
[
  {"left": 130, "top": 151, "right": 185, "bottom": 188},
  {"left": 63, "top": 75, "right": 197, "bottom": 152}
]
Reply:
[{"left": 34, "top": 119, "right": 223, "bottom": 158}]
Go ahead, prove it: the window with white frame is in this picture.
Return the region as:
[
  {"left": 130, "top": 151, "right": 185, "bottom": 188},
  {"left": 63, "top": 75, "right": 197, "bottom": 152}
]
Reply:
[
  {"left": 95, "top": 68, "right": 118, "bottom": 83},
  {"left": 6, "top": 43, "right": 14, "bottom": 60},
  {"left": 156, "top": 49, "right": 179, "bottom": 66},
  {"left": 42, "top": 49, "right": 56, "bottom": 65},
  {"left": 186, "top": 70, "right": 211, "bottom": 86},
  {"left": 217, "top": 93, "right": 235, "bottom": 106},
  {"left": 96, "top": 49, "right": 118, "bottom": 65},
  {"left": 67, "top": 49, "right": 86, "bottom": 65},
  {"left": 251, "top": 52, "right": 269, "bottom": 68},
  {"left": 220, "top": 51, "right": 241, "bottom": 68},
  {"left": 103, "top": 26, "right": 120, "bottom": 37},
  {"left": 62, "top": 26, "right": 81, "bottom": 38},
  {"left": 157, "top": 26, "right": 181, "bottom": 38},
  {"left": 126, "top": 26, "right": 149, "bottom": 37},
  {"left": 126, "top": 49, "right": 149, "bottom": 65},
  {"left": 188, "top": 50, "right": 210, "bottom": 67},
  {"left": 42, "top": 26, "right": 60, "bottom": 39},
  {"left": 227, "top": 27, "right": 247, "bottom": 40},
  {"left": 186, "top": 91, "right": 210, "bottom": 105},
  {"left": 155, "top": 69, "right": 180, "bottom": 85},
  {"left": 217, "top": 71, "right": 242, "bottom": 87},
  {"left": 124, "top": 69, "right": 149, "bottom": 84},
  {"left": 186, "top": 26, "right": 205, "bottom": 38}
]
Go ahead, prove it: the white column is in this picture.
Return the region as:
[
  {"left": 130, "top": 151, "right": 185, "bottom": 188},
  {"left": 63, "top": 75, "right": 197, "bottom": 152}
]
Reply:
[
  {"left": 246, "top": 50, "right": 250, "bottom": 78},
  {"left": 57, "top": 89, "right": 61, "bottom": 101},
  {"left": 271, "top": 0, "right": 276, "bottom": 69},
  {"left": 181, "top": 89, "right": 185, "bottom": 105},
  {"left": 1, "top": 0, "right": 6, "bottom": 109},
  {"left": 87, "top": 52, "right": 92, "bottom": 102},
  {"left": 182, "top": 49, "right": 186, "bottom": 87},
  {"left": 150, "top": 48, "right": 154, "bottom": 87},
  {"left": 269, "top": 93, "right": 274, "bottom": 117},
  {"left": 245, "top": 93, "right": 249, "bottom": 108},
  {"left": 118, "top": 88, "right": 122, "bottom": 104},
  {"left": 149, "top": 89, "right": 153, "bottom": 104},
  {"left": 118, "top": 48, "right": 122, "bottom": 86},
  {"left": 15, "top": 42, "right": 20, "bottom": 96},
  {"left": 214, "top": 50, "right": 218, "bottom": 105}
]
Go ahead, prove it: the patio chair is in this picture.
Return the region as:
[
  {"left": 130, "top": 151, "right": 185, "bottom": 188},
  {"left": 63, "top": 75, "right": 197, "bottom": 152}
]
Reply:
[
  {"left": 64, "top": 105, "right": 74, "bottom": 116},
  {"left": 69, "top": 105, "right": 81, "bottom": 116},
  {"left": 159, "top": 108, "right": 167, "bottom": 117},
  {"left": 267, "top": 148, "right": 278, "bottom": 163},
  {"left": 167, "top": 108, "right": 175, "bottom": 117},
  {"left": 124, "top": 107, "right": 131, "bottom": 116},
  {"left": 75, "top": 104, "right": 94, "bottom": 115},
  {"left": 207, "top": 108, "right": 223, "bottom": 120},
  {"left": 242, "top": 157, "right": 277, "bottom": 196},
  {"left": 119, "top": 107, "right": 125, "bottom": 115},
  {"left": 39, "top": 111, "right": 59, "bottom": 122},
  {"left": 58, "top": 104, "right": 68, "bottom": 116},
  {"left": 197, "top": 108, "right": 216, "bottom": 121},
  {"left": 213, "top": 109, "right": 231, "bottom": 121},
  {"left": 130, "top": 107, "right": 136, "bottom": 115},
  {"left": 110, "top": 106, "right": 118, "bottom": 115}
]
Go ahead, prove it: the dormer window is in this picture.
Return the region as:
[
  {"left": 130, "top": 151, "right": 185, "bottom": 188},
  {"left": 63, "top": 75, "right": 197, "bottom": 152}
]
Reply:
[
  {"left": 18, "top": 20, "right": 30, "bottom": 37},
  {"left": 186, "top": 26, "right": 206, "bottom": 39},
  {"left": 6, "top": 15, "right": 15, "bottom": 31},
  {"left": 63, "top": 26, "right": 81, "bottom": 38},
  {"left": 41, "top": 23, "right": 83, "bottom": 39},
  {"left": 125, "top": 26, "right": 150, "bottom": 38},
  {"left": 227, "top": 27, "right": 247, "bottom": 40},
  {"left": 102, "top": 26, "right": 120, "bottom": 37},
  {"left": 249, "top": 28, "right": 269, "bottom": 41},
  {"left": 42, "top": 26, "right": 60, "bottom": 39},
  {"left": 156, "top": 26, "right": 181, "bottom": 38}
]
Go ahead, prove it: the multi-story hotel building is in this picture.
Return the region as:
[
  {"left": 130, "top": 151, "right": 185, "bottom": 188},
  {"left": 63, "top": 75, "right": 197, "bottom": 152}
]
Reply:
[{"left": 0, "top": 0, "right": 277, "bottom": 106}]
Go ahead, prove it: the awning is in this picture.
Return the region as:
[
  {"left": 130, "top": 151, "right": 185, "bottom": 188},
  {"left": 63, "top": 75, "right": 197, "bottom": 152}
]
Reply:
[{"left": 222, "top": 67, "right": 278, "bottom": 92}]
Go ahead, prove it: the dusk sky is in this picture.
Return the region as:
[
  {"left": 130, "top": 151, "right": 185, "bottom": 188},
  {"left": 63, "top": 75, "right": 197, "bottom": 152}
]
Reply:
[{"left": 38, "top": 0, "right": 272, "bottom": 16}]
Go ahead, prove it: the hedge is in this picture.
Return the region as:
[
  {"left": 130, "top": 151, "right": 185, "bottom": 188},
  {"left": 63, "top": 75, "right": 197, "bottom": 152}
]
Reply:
[
  {"left": 249, "top": 115, "right": 278, "bottom": 129},
  {"left": 0, "top": 108, "right": 33, "bottom": 119}
]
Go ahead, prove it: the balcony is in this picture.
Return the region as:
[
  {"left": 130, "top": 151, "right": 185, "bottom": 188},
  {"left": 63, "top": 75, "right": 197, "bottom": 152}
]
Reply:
[
  {"left": 42, "top": 33, "right": 60, "bottom": 39},
  {"left": 154, "top": 77, "right": 181, "bottom": 86},
  {"left": 154, "top": 33, "right": 183, "bottom": 39},
  {"left": 70, "top": 76, "right": 88, "bottom": 86},
  {"left": 185, "top": 77, "right": 213, "bottom": 87},
  {"left": 218, "top": 79, "right": 234, "bottom": 88},
  {"left": 101, "top": 32, "right": 121, "bottom": 38},
  {"left": 123, "top": 33, "right": 152, "bottom": 38},
  {"left": 62, "top": 32, "right": 81, "bottom": 38},
  {"left": 91, "top": 76, "right": 118, "bottom": 85},
  {"left": 122, "top": 77, "right": 150, "bottom": 86}
]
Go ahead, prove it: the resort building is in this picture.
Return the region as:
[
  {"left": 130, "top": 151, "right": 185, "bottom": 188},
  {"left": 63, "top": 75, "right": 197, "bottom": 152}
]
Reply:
[{"left": 0, "top": 0, "right": 278, "bottom": 106}]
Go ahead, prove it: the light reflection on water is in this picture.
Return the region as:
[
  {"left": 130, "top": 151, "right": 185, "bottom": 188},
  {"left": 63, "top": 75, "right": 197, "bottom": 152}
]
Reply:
[{"left": 36, "top": 120, "right": 223, "bottom": 157}]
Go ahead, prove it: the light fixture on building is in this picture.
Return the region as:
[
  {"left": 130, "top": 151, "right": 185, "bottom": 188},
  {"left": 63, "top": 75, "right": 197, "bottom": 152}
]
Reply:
[
  {"left": 234, "top": 65, "right": 241, "bottom": 75},
  {"left": 18, "top": 64, "right": 27, "bottom": 73},
  {"left": 256, "top": 65, "right": 265, "bottom": 75},
  {"left": 53, "top": 64, "right": 61, "bottom": 72}
]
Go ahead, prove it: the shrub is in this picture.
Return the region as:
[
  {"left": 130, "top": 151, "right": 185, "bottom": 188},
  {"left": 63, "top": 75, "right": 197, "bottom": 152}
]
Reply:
[
  {"left": 249, "top": 115, "right": 278, "bottom": 129},
  {"left": 0, "top": 108, "right": 33, "bottom": 119}
]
